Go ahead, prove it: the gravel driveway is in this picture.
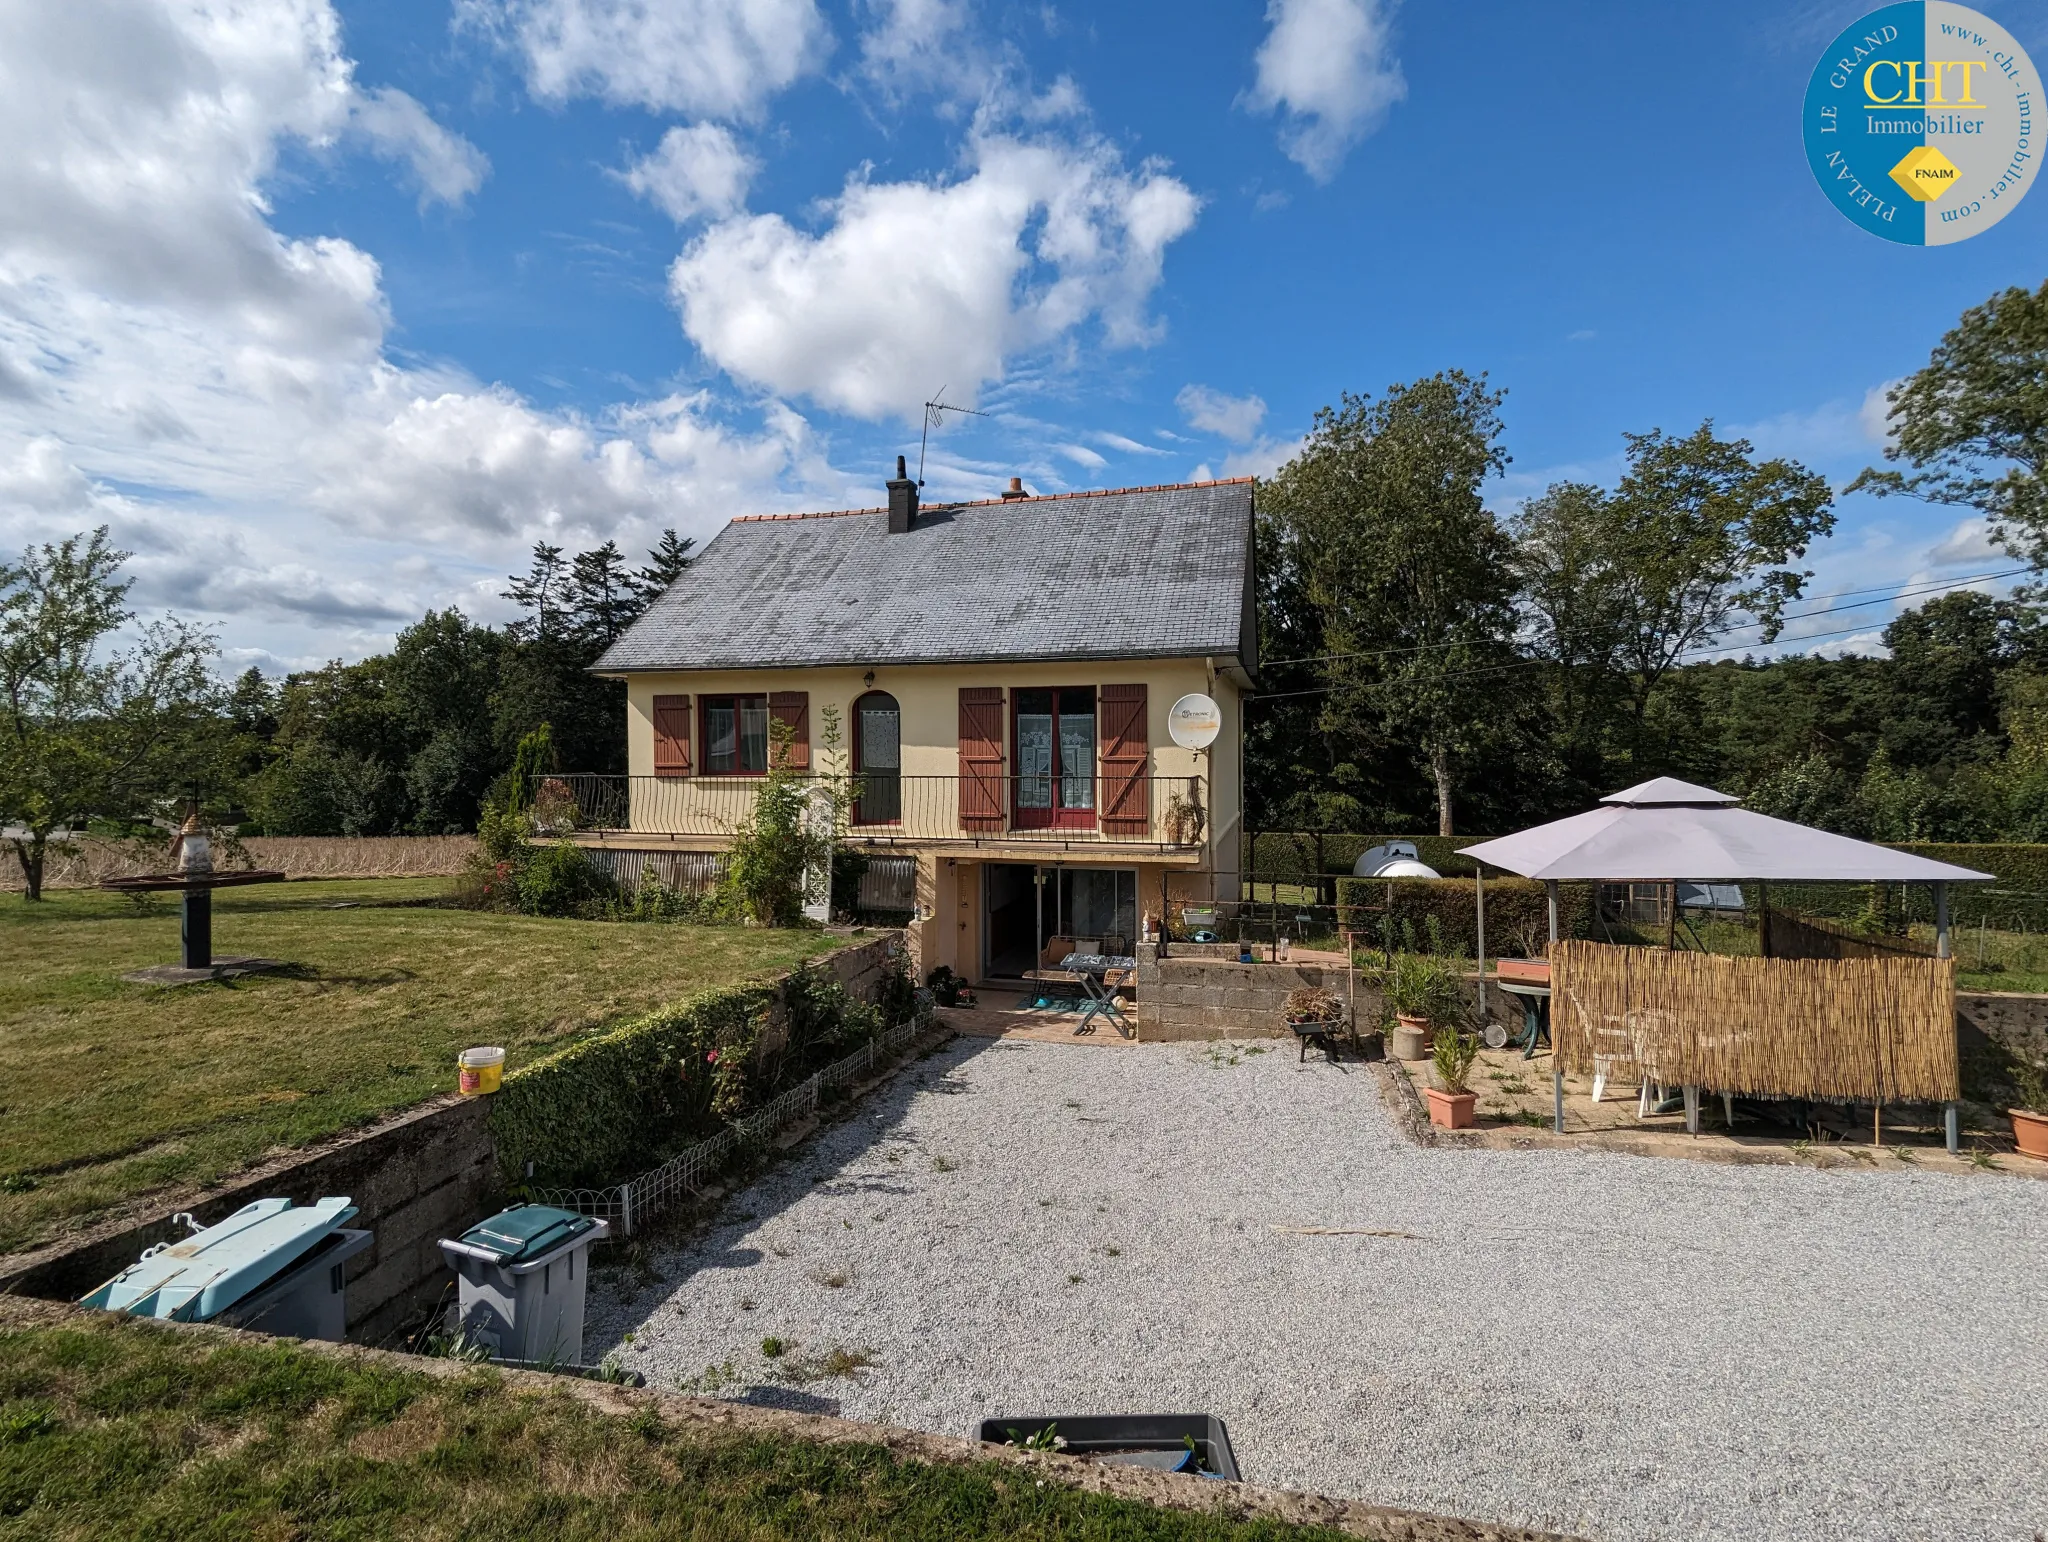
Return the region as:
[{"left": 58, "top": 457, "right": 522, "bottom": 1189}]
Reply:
[{"left": 589, "top": 1036, "right": 2048, "bottom": 1542}]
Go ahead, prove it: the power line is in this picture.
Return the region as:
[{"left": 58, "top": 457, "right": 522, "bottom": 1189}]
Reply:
[
  {"left": 1251, "top": 603, "right": 2028, "bottom": 705},
  {"left": 1258, "top": 565, "right": 2031, "bottom": 673}
]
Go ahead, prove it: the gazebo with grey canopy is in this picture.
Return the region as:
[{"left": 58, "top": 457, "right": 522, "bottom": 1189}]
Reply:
[{"left": 1458, "top": 777, "right": 1993, "bottom": 1149}]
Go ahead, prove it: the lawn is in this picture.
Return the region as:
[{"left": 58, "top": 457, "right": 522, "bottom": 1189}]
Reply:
[
  {"left": 0, "top": 1311, "right": 1346, "bottom": 1542},
  {"left": 0, "top": 880, "right": 836, "bottom": 1254}
]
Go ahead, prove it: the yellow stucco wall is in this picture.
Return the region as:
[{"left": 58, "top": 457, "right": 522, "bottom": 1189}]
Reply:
[{"left": 620, "top": 659, "right": 1241, "bottom": 866}]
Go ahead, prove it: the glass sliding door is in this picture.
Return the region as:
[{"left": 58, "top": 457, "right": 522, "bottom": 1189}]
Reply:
[
  {"left": 1056, "top": 868, "right": 1136, "bottom": 952},
  {"left": 1011, "top": 688, "right": 1095, "bottom": 829}
]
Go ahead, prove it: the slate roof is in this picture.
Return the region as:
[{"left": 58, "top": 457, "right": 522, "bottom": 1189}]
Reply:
[{"left": 595, "top": 479, "right": 1257, "bottom": 673}]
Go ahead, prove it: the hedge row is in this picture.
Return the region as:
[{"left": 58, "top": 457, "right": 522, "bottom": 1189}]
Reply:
[
  {"left": 1247, "top": 833, "right": 1487, "bottom": 884},
  {"left": 488, "top": 984, "right": 772, "bottom": 1189},
  {"left": 489, "top": 950, "right": 910, "bottom": 1189},
  {"left": 1271, "top": 832, "right": 2048, "bottom": 930},
  {"left": 1334, "top": 877, "right": 1597, "bottom": 957}
]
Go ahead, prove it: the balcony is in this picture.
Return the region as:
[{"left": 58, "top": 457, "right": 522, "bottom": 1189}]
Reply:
[{"left": 533, "top": 773, "right": 1208, "bottom": 853}]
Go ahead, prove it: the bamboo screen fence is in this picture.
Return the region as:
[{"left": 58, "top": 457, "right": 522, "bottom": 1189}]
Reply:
[{"left": 1550, "top": 940, "right": 1959, "bottom": 1104}]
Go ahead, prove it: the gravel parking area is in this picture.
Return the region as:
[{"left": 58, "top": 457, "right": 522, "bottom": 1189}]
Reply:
[{"left": 590, "top": 1037, "right": 2048, "bottom": 1542}]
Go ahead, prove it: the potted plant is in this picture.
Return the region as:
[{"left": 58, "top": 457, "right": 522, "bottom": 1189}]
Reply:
[
  {"left": 1385, "top": 952, "right": 1461, "bottom": 1060},
  {"left": 2011, "top": 1058, "right": 2048, "bottom": 1162},
  {"left": 1426, "top": 1028, "right": 1479, "bottom": 1129}
]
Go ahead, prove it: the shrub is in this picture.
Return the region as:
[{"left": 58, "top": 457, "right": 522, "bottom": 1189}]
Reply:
[
  {"left": 614, "top": 861, "right": 713, "bottom": 924},
  {"left": 515, "top": 837, "right": 609, "bottom": 917},
  {"left": 1381, "top": 951, "right": 1468, "bottom": 1027},
  {"left": 455, "top": 805, "right": 610, "bottom": 918},
  {"left": 490, "top": 985, "right": 770, "bottom": 1187},
  {"left": 724, "top": 720, "right": 837, "bottom": 927},
  {"left": 1432, "top": 1026, "right": 1478, "bottom": 1094},
  {"left": 1336, "top": 876, "right": 1595, "bottom": 956},
  {"left": 491, "top": 943, "right": 918, "bottom": 1188},
  {"left": 872, "top": 952, "right": 917, "bottom": 1028},
  {"left": 830, "top": 848, "right": 869, "bottom": 920}
]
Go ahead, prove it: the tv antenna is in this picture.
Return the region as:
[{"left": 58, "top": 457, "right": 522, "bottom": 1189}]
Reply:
[{"left": 917, "top": 387, "right": 990, "bottom": 486}]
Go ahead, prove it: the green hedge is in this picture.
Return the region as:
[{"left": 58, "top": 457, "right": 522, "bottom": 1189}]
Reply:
[
  {"left": 1335, "top": 877, "right": 1596, "bottom": 957},
  {"left": 1274, "top": 831, "right": 2048, "bottom": 931},
  {"left": 1248, "top": 833, "right": 1489, "bottom": 883},
  {"left": 489, "top": 984, "right": 772, "bottom": 1189},
  {"left": 488, "top": 950, "right": 910, "bottom": 1189}
]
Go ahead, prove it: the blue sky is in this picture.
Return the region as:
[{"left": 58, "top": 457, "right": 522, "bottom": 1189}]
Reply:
[{"left": 2, "top": 0, "right": 2046, "bottom": 672}]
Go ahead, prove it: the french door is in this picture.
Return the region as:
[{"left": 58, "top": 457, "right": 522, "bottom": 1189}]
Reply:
[{"left": 1012, "top": 688, "right": 1096, "bottom": 829}]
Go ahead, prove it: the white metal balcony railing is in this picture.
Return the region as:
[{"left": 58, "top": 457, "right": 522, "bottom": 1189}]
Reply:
[{"left": 530, "top": 773, "right": 1208, "bottom": 850}]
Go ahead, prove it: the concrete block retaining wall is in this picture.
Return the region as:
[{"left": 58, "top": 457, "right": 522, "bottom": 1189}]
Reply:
[
  {"left": 1136, "top": 954, "right": 1383, "bottom": 1042},
  {"left": 1135, "top": 949, "right": 1523, "bottom": 1043},
  {"left": 0, "top": 1095, "right": 495, "bottom": 1348},
  {"left": 1958, "top": 991, "right": 2048, "bottom": 1065},
  {"left": 2, "top": 932, "right": 906, "bottom": 1346}
]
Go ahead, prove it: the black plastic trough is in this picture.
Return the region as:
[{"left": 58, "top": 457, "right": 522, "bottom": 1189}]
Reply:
[{"left": 977, "top": 1414, "right": 1239, "bottom": 1481}]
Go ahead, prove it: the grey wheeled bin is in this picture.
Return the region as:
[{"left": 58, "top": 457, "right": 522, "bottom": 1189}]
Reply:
[
  {"left": 438, "top": 1205, "right": 609, "bottom": 1366},
  {"left": 215, "top": 1227, "right": 373, "bottom": 1340}
]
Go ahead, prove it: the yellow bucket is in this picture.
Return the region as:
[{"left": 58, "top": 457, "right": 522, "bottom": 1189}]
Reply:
[{"left": 458, "top": 1046, "right": 505, "bottom": 1096}]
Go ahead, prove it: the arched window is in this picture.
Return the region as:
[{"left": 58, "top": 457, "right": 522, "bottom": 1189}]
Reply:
[{"left": 853, "top": 692, "right": 901, "bottom": 825}]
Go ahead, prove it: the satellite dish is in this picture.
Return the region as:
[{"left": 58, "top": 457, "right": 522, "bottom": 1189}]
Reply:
[
  {"left": 1167, "top": 693, "right": 1222, "bottom": 750},
  {"left": 1353, "top": 841, "right": 1441, "bottom": 879}
]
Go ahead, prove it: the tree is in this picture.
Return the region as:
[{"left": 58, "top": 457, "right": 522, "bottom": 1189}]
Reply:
[
  {"left": 1850, "top": 278, "right": 2048, "bottom": 565},
  {"left": 1510, "top": 481, "right": 1633, "bottom": 800},
  {"left": 1244, "top": 500, "right": 1371, "bottom": 835},
  {"left": 1265, "top": 372, "right": 1519, "bottom": 836},
  {"left": 503, "top": 542, "right": 569, "bottom": 643},
  {"left": 567, "top": 541, "right": 637, "bottom": 649},
  {"left": 388, "top": 610, "right": 503, "bottom": 832},
  {"left": 1597, "top": 422, "right": 1834, "bottom": 743},
  {"left": 1878, "top": 590, "right": 2045, "bottom": 770},
  {"left": 632, "top": 528, "right": 695, "bottom": 606},
  {"left": 0, "top": 529, "right": 219, "bottom": 900}
]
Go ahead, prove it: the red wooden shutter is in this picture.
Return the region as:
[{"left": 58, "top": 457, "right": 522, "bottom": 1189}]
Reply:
[
  {"left": 652, "top": 694, "right": 692, "bottom": 776},
  {"left": 958, "top": 687, "right": 1005, "bottom": 832},
  {"left": 769, "top": 691, "right": 810, "bottom": 768},
  {"left": 1099, "top": 684, "right": 1149, "bottom": 836}
]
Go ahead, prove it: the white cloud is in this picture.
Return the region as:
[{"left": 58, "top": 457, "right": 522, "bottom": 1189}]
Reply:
[
  {"left": 1176, "top": 384, "right": 1267, "bottom": 443},
  {"left": 1221, "top": 435, "right": 1299, "bottom": 480},
  {"left": 856, "top": 0, "right": 979, "bottom": 103},
  {"left": 1246, "top": 0, "right": 1405, "bottom": 181},
  {"left": 0, "top": 0, "right": 836, "bottom": 661},
  {"left": 1927, "top": 518, "right": 2003, "bottom": 567},
  {"left": 350, "top": 88, "right": 490, "bottom": 207},
  {"left": 1860, "top": 378, "right": 1903, "bottom": 447},
  {"left": 668, "top": 128, "right": 1200, "bottom": 420},
  {"left": 1054, "top": 442, "right": 1106, "bottom": 469},
  {"left": 620, "top": 124, "right": 757, "bottom": 223},
  {"left": 463, "top": 0, "right": 831, "bottom": 118},
  {"left": 1087, "top": 430, "right": 1170, "bottom": 456},
  {"left": 1806, "top": 630, "right": 1890, "bottom": 659}
]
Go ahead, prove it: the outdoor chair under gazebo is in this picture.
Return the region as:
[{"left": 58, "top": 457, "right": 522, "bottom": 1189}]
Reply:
[{"left": 1458, "top": 779, "right": 1991, "bottom": 1151}]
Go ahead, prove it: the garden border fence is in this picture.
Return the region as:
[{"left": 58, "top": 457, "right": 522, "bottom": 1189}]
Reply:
[{"left": 525, "top": 1016, "right": 929, "bottom": 1239}]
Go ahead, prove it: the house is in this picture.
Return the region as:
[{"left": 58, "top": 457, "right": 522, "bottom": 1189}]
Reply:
[{"left": 581, "top": 463, "right": 1257, "bottom": 981}]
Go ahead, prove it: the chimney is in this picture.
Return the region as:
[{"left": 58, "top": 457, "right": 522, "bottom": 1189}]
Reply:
[
  {"left": 1000, "top": 477, "right": 1028, "bottom": 501},
  {"left": 886, "top": 455, "right": 919, "bottom": 533}
]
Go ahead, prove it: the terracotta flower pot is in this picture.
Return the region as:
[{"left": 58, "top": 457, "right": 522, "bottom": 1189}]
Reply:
[
  {"left": 2013, "top": 1108, "right": 2048, "bottom": 1162},
  {"left": 1425, "top": 1086, "right": 1476, "bottom": 1130},
  {"left": 1391, "top": 1015, "right": 1429, "bottom": 1061}
]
